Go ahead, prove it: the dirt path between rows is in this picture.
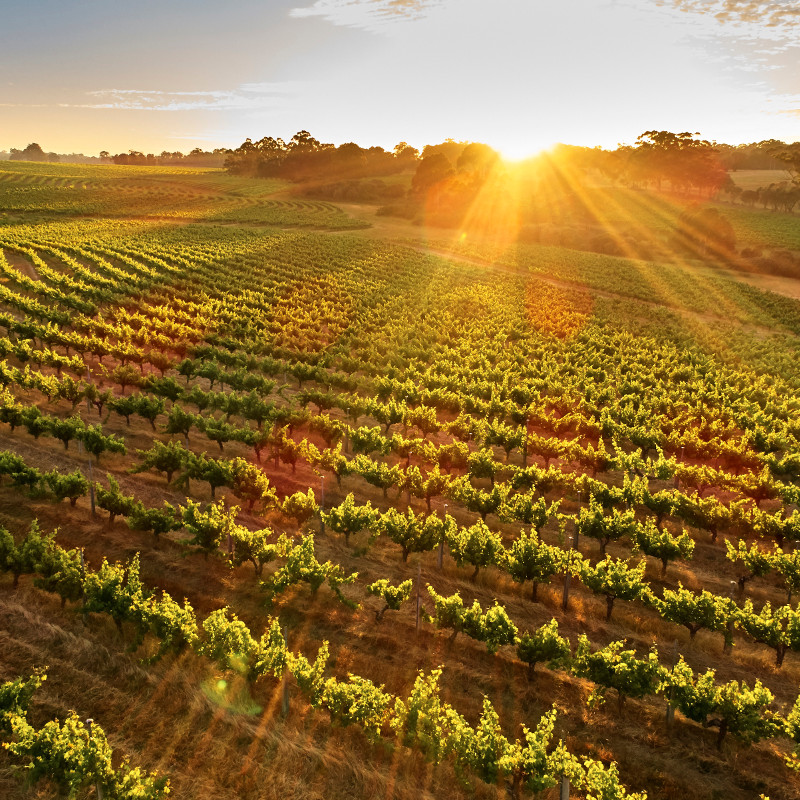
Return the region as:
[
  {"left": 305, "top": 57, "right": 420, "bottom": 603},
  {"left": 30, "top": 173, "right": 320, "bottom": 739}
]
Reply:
[{"left": 1, "top": 248, "right": 40, "bottom": 281}]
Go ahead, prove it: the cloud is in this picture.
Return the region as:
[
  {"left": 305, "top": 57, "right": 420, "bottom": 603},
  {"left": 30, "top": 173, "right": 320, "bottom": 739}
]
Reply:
[
  {"left": 59, "top": 83, "right": 301, "bottom": 112},
  {"left": 289, "top": 0, "right": 441, "bottom": 29},
  {"left": 663, "top": 1, "right": 800, "bottom": 29}
]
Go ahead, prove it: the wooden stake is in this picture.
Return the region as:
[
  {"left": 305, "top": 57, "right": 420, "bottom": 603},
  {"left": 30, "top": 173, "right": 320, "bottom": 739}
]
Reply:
[
  {"left": 319, "top": 476, "right": 325, "bottom": 535},
  {"left": 281, "top": 626, "right": 290, "bottom": 716},
  {"left": 562, "top": 524, "right": 577, "bottom": 612},
  {"left": 438, "top": 504, "right": 447, "bottom": 570},
  {"left": 87, "top": 459, "right": 95, "bottom": 516},
  {"left": 85, "top": 719, "right": 104, "bottom": 799},
  {"left": 415, "top": 563, "right": 421, "bottom": 632},
  {"left": 666, "top": 639, "right": 678, "bottom": 730}
]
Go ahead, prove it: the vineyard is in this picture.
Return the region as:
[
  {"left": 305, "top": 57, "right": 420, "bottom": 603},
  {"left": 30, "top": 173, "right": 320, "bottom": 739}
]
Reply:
[{"left": 1, "top": 161, "right": 800, "bottom": 800}]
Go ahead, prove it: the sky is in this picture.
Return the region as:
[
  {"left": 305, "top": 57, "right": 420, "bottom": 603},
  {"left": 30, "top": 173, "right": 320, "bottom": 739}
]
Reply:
[{"left": 1, "top": 0, "right": 798, "bottom": 158}]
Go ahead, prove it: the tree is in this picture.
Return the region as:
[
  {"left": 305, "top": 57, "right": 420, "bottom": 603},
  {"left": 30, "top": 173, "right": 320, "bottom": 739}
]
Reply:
[
  {"left": 229, "top": 457, "right": 277, "bottom": 513},
  {"left": 505, "top": 528, "right": 564, "bottom": 601},
  {"left": 572, "top": 636, "right": 663, "bottom": 712},
  {"left": 412, "top": 153, "right": 455, "bottom": 195},
  {"left": 574, "top": 496, "right": 637, "bottom": 557},
  {"left": 133, "top": 394, "right": 165, "bottom": 430},
  {"left": 127, "top": 502, "right": 181, "bottom": 545},
  {"left": 739, "top": 600, "right": 800, "bottom": 667},
  {"left": 164, "top": 405, "right": 196, "bottom": 441},
  {"left": 78, "top": 424, "right": 126, "bottom": 463},
  {"left": 708, "top": 678, "right": 779, "bottom": 748},
  {"left": 366, "top": 578, "right": 413, "bottom": 621},
  {"left": 468, "top": 448, "right": 502, "bottom": 486},
  {"left": 281, "top": 489, "right": 318, "bottom": 526},
  {"left": 322, "top": 493, "right": 378, "bottom": 546},
  {"left": 775, "top": 548, "right": 800, "bottom": 603},
  {"left": 349, "top": 454, "right": 401, "bottom": 499},
  {"left": 516, "top": 619, "right": 571, "bottom": 678},
  {"left": 228, "top": 524, "right": 280, "bottom": 576},
  {"left": 34, "top": 542, "right": 84, "bottom": 608},
  {"left": 377, "top": 508, "right": 454, "bottom": 562},
  {"left": 47, "top": 415, "right": 85, "bottom": 450},
  {"left": 447, "top": 476, "right": 508, "bottom": 522},
  {"left": 181, "top": 500, "right": 238, "bottom": 558},
  {"left": 9, "top": 143, "right": 49, "bottom": 162},
  {"left": 500, "top": 495, "right": 560, "bottom": 529},
  {"left": 445, "top": 520, "right": 505, "bottom": 580},
  {"left": 349, "top": 425, "right": 389, "bottom": 455},
  {"left": 579, "top": 558, "right": 649, "bottom": 621},
  {"left": 82, "top": 552, "right": 149, "bottom": 633},
  {"left": 725, "top": 538, "right": 775, "bottom": 596},
  {"left": 261, "top": 533, "right": 358, "bottom": 605},
  {"left": 0, "top": 521, "right": 55, "bottom": 588},
  {"left": 423, "top": 586, "right": 518, "bottom": 654},
  {"left": 652, "top": 584, "right": 738, "bottom": 646},
  {"left": 20, "top": 407, "right": 50, "bottom": 441},
  {"left": 95, "top": 475, "right": 136, "bottom": 525},
  {"left": 132, "top": 440, "right": 188, "bottom": 484},
  {"left": 631, "top": 520, "right": 695, "bottom": 576},
  {"left": 43, "top": 469, "right": 89, "bottom": 507}
]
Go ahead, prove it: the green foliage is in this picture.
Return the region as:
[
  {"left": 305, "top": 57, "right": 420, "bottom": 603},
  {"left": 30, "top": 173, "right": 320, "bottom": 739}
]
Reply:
[
  {"left": 575, "top": 496, "right": 637, "bottom": 556},
  {"left": 505, "top": 528, "right": 564, "bottom": 600},
  {"left": 447, "top": 476, "right": 509, "bottom": 521},
  {"left": 573, "top": 636, "right": 664, "bottom": 710},
  {"left": 652, "top": 584, "right": 738, "bottom": 644},
  {"left": 500, "top": 494, "right": 560, "bottom": 529},
  {"left": 135, "top": 591, "right": 199, "bottom": 662},
  {"left": 376, "top": 508, "right": 454, "bottom": 562},
  {"left": 127, "top": 501, "right": 181, "bottom": 543},
  {"left": 82, "top": 553, "right": 150, "bottom": 631},
  {"left": 319, "top": 674, "right": 392, "bottom": 741},
  {"left": 725, "top": 538, "right": 776, "bottom": 594},
  {"left": 445, "top": 519, "right": 505, "bottom": 580},
  {"left": 200, "top": 607, "right": 260, "bottom": 679},
  {"left": 785, "top": 694, "right": 800, "bottom": 769},
  {"left": 44, "top": 469, "right": 89, "bottom": 506},
  {"left": 321, "top": 492, "right": 378, "bottom": 546},
  {"left": 349, "top": 454, "right": 401, "bottom": 498},
  {"left": 33, "top": 537, "right": 84, "bottom": 607},
  {"left": 0, "top": 520, "right": 57, "bottom": 588},
  {"left": 0, "top": 670, "right": 46, "bottom": 733},
  {"left": 630, "top": 520, "right": 694, "bottom": 575},
  {"left": 4, "top": 710, "right": 170, "bottom": 798},
  {"left": 228, "top": 524, "right": 280, "bottom": 576},
  {"left": 47, "top": 414, "right": 85, "bottom": 450},
  {"left": 579, "top": 557, "right": 649, "bottom": 621},
  {"left": 229, "top": 456, "right": 277, "bottom": 513},
  {"left": 78, "top": 423, "right": 126, "bottom": 462},
  {"left": 181, "top": 499, "right": 238, "bottom": 557},
  {"left": 281, "top": 488, "right": 318, "bottom": 525},
  {"left": 516, "top": 618, "right": 571, "bottom": 677},
  {"left": 132, "top": 439, "right": 189, "bottom": 484},
  {"left": 366, "top": 577, "right": 413, "bottom": 621},
  {"left": 391, "top": 668, "right": 473, "bottom": 764},
  {"left": 261, "top": 534, "right": 358, "bottom": 606},
  {"left": 349, "top": 424, "right": 390, "bottom": 455},
  {"left": 95, "top": 474, "right": 137, "bottom": 525},
  {"left": 423, "top": 586, "right": 517, "bottom": 654},
  {"left": 739, "top": 600, "right": 800, "bottom": 667}
]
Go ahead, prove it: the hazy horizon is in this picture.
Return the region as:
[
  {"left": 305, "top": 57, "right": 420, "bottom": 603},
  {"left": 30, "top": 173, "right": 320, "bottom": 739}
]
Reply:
[{"left": 1, "top": 0, "right": 799, "bottom": 159}]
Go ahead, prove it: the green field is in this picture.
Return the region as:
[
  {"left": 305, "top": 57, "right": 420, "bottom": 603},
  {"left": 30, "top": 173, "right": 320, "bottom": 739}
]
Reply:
[{"left": 1, "top": 162, "right": 800, "bottom": 800}]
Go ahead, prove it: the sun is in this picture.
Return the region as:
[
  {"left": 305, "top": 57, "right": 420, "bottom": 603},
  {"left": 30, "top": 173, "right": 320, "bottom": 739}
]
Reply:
[{"left": 494, "top": 138, "right": 557, "bottom": 163}]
